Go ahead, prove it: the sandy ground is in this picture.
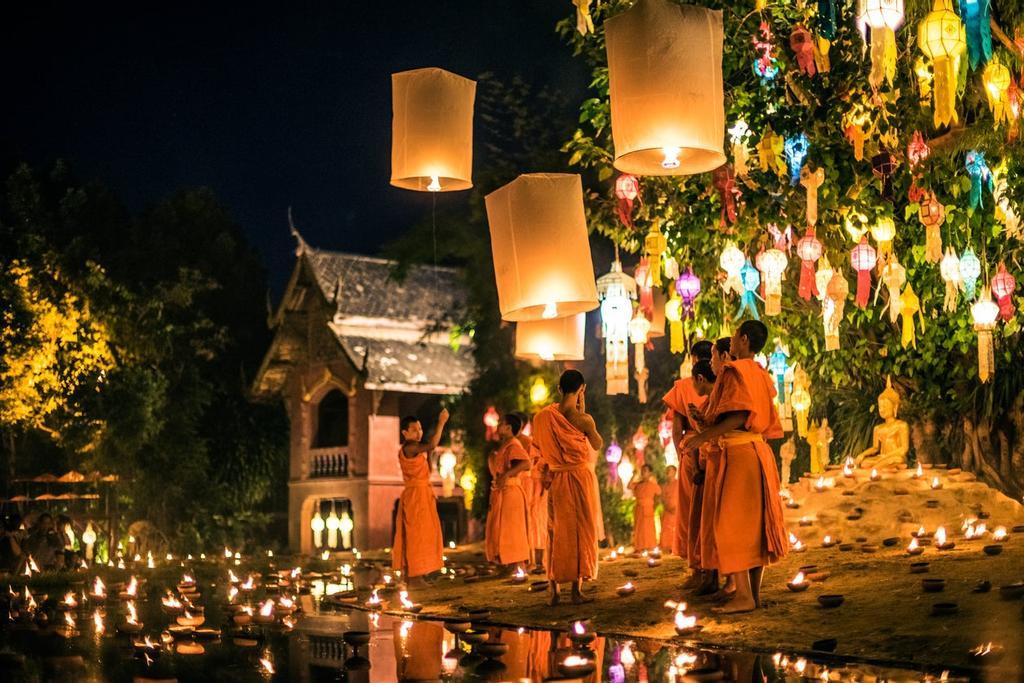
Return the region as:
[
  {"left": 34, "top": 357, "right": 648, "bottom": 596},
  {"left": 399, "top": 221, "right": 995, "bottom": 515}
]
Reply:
[{"left": 375, "top": 467, "right": 1024, "bottom": 675}]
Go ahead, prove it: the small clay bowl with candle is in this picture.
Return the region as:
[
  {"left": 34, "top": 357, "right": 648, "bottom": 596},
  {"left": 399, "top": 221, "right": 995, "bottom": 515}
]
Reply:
[
  {"left": 509, "top": 573, "right": 528, "bottom": 585},
  {"left": 785, "top": 500, "right": 801, "bottom": 509},
  {"left": 910, "top": 562, "right": 930, "bottom": 574},
  {"left": 931, "top": 602, "right": 958, "bottom": 617},
  {"left": 528, "top": 581, "right": 547, "bottom": 593},
  {"left": 821, "top": 537, "right": 838, "bottom": 548},
  {"left": 786, "top": 577, "right": 809, "bottom": 593},
  {"left": 1012, "top": 524, "right": 1024, "bottom": 534},
  {"left": 998, "top": 582, "right": 1024, "bottom": 600},
  {"left": 647, "top": 557, "right": 662, "bottom": 568},
  {"left": 921, "top": 578, "right": 946, "bottom": 593},
  {"left": 935, "top": 540, "right": 956, "bottom": 551},
  {"left": 467, "top": 608, "right": 491, "bottom": 622},
  {"left": 817, "top": 595, "right": 844, "bottom": 608},
  {"left": 461, "top": 629, "right": 489, "bottom": 645},
  {"left": 558, "top": 654, "right": 596, "bottom": 677},
  {"left": 616, "top": 583, "right": 636, "bottom": 597},
  {"left": 193, "top": 628, "right": 221, "bottom": 641},
  {"left": 674, "top": 623, "right": 704, "bottom": 636},
  {"left": 984, "top": 544, "right": 1004, "bottom": 556},
  {"left": 798, "top": 517, "right": 814, "bottom": 527},
  {"left": 860, "top": 544, "right": 878, "bottom": 554},
  {"left": 442, "top": 619, "right": 470, "bottom": 634},
  {"left": 838, "top": 543, "right": 855, "bottom": 552},
  {"left": 798, "top": 565, "right": 818, "bottom": 573},
  {"left": 926, "top": 499, "right": 940, "bottom": 508}
]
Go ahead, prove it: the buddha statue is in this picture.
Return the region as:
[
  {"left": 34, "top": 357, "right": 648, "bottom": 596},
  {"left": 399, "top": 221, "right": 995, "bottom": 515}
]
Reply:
[{"left": 855, "top": 377, "right": 910, "bottom": 469}]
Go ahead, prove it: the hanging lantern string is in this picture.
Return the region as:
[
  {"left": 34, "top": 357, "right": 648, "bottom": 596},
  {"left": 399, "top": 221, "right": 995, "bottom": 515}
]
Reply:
[{"left": 432, "top": 192, "right": 439, "bottom": 297}]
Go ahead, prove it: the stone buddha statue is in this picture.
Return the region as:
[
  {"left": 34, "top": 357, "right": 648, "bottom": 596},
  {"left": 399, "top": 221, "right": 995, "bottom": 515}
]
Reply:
[{"left": 855, "top": 377, "right": 910, "bottom": 469}]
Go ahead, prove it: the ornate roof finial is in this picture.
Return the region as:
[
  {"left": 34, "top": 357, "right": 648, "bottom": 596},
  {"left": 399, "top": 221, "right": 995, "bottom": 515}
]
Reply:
[{"left": 288, "top": 207, "right": 309, "bottom": 256}]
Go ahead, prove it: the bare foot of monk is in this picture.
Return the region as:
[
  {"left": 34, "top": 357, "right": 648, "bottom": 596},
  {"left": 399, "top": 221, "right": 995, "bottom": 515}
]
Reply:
[
  {"left": 712, "top": 596, "right": 757, "bottom": 614},
  {"left": 570, "top": 580, "right": 594, "bottom": 604},
  {"left": 712, "top": 571, "right": 757, "bottom": 613}
]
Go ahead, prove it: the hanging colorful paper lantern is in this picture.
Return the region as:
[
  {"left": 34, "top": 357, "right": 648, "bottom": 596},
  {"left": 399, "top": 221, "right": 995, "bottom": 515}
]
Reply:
[
  {"left": 880, "top": 258, "right": 907, "bottom": 323},
  {"left": 907, "top": 130, "right": 931, "bottom": 169},
  {"left": 871, "top": 151, "right": 898, "bottom": 201},
  {"left": 752, "top": 21, "right": 781, "bottom": 84},
  {"left": 918, "top": 191, "right": 945, "bottom": 263},
  {"left": 783, "top": 134, "right": 809, "bottom": 186},
  {"left": 790, "top": 365, "right": 811, "bottom": 437},
  {"left": 644, "top": 224, "right": 668, "bottom": 283},
  {"left": 759, "top": 249, "right": 788, "bottom": 317},
  {"left": 606, "top": 440, "right": 623, "bottom": 465},
  {"left": 965, "top": 151, "right": 994, "bottom": 209},
  {"left": 605, "top": 0, "right": 726, "bottom": 175},
  {"left": 662, "top": 254, "right": 680, "bottom": 282},
  {"left": 918, "top": 0, "right": 966, "bottom": 129},
  {"left": 871, "top": 217, "right": 896, "bottom": 259},
  {"left": 390, "top": 68, "right": 475, "bottom": 192},
  {"left": 632, "top": 427, "right": 649, "bottom": 454},
  {"left": 843, "top": 106, "right": 870, "bottom": 161},
  {"left": 728, "top": 120, "right": 751, "bottom": 176},
  {"left": 483, "top": 407, "right": 500, "bottom": 441},
  {"left": 790, "top": 25, "right": 817, "bottom": 76},
  {"left": 768, "top": 223, "right": 794, "bottom": 254},
  {"left": 800, "top": 166, "right": 824, "bottom": 226},
  {"left": 991, "top": 263, "right": 1017, "bottom": 321},
  {"left": 658, "top": 413, "right": 673, "bottom": 447},
  {"left": 823, "top": 270, "right": 850, "bottom": 351},
  {"left": 514, "top": 314, "right": 586, "bottom": 361},
  {"left": 617, "top": 456, "right": 635, "bottom": 496},
  {"left": 758, "top": 127, "right": 787, "bottom": 179},
  {"left": 598, "top": 260, "right": 637, "bottom": 395},
  {"left": 960, "top": 0, "right": 992, "bottom": 70},
  {"left": 664, "top": 293, "right": 684, "bottom": 354},
  {"left": 971, "top": 287, "right": 999, "bottom": 383},
  {"left": 960, "top": 247, "right": 981, "bottom": 299},
  {"left": 857, "top": 0, "right": 904, "bottom": 88},
  {"left": 529, "top": 378, "right": 550, "bottom": 405},
  {"left": 634, "top": 259, "right": 655, "bottom": 316},
  {"left": 796, "top": 228, "right": 823, "bottom": 301},
  {"left": 983, "top": 58, "right": 1012, "bottom": 128},
  {"left": 850, "top": 237, "right": 877, "bottom": 308},
  {"left": 940, "top": 247, "right": 962, "bottom": 311},
  {"left": 899, "top": 283, "right": 923, "bottom": 349},
  {"left": 720, "top": 241, "right": 746, "bottom": 296},
  {"left": 767, "top": 340, "right": 789, "bottom": 400},
  {"left": 629, "top": 310, "right": 652, "bottom": 402},
  {"left": 712, "top": 164, "right": 740, "bottom": 226},
  {"left": 738, "top": 259, "right": 762, "bottom": 320},
  {"left": 814, "top": 254, "right": 834, "bottom": 303},
  {"left": 615, "top": 174, "right": 640, "bottom": 229},
  {"left": 675, "top": 267, "right": 702, "bottom": 318},
  {"left": 486, "top": 174, "right": 599, "bottom": 321}
]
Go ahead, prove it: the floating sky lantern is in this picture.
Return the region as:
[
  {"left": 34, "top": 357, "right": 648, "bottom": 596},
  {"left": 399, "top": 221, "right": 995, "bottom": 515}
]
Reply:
[
  {"left": 515, "top": 313, "right": 586, "bottom": 362},
  {"left": 390, "top": 68, "right": 475, "bottom": 192},
  {"left": 972, "top": 286, "right": 1000, "bottom": 383},
  {"left": 605, "top": 0, "right": 725, "bottom": 175},
  {"left": 486, "top": 173, "right": 599, "bottom": 322},
  {"left": 857, "top": 0, "right": 904, "bottom": 88},
  {"left": 918, "top": 0, "right": 966, "bottom": 128}
]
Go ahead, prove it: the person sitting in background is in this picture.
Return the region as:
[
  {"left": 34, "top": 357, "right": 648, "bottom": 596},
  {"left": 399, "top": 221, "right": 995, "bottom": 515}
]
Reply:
[
  {"left": 0, "top": 514, "right": 24, "bottom": 573},
  {"left": 24, "top": 512, "right": 64, "bottom": 571}
]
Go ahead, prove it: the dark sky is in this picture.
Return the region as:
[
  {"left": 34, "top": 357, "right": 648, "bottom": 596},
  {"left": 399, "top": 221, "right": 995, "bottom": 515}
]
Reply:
[{"left": 0, "top": 1, "right": 588, "bottom": 291}]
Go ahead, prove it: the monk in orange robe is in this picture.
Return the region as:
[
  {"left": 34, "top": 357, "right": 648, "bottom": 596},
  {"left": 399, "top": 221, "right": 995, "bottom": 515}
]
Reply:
[
  {"left": 680, "top": 360, "right": 719, "bottom": 594},
  {"left": 659, "top": 465, "right": 678, "bottom": 551},
  {"left": 684, "top": 321, "right": 789, "bottom": 613},
  {"left": 485, "top": 413, "right": 532, "bottom": 570},
  {"left": 532, "top": 369, "right": 602, "bottom": 606},
  {"left": 662, "top": 341, "right": 712, "bottom": 566},
  {"left": 517, "top": 412, "right": 548, "bottom": 571},
  {"left": 392, "top": 409, "right": 448, "bottom": 584},
  {"left": 629, "top": 464, "right": 660, "bottom": 551}
]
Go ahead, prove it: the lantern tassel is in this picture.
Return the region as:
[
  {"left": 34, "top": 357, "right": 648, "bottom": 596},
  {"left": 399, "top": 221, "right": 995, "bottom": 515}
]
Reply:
[
  {"left": 960, "top": 0, "right": 992, "bottom": 71},
  {"left": 977, "top": 330, "right": 993, "bottom": 383},
  {"left": 795, "top": 409, "right": 808, "bottom": 437},
  {"left": 932, "top": 56, "right": 958, "bottom": 128},
  {"left": 925, "top": 225, "right": 943, "bottom": 263},
  {"left": 869, "top": 27, "right": 897, "bottom": 88},
  {"left": 798, "top": 262, "right": 817, "bottom": 300},
  {"left": 737, "top": 290, "right": 760, "bottom": 321},
  {"left": 669, "top": 320, "right": 684, "bottom": 353},
  {"left": 856, "top": 269, "right": 871, "bottom": 308}
]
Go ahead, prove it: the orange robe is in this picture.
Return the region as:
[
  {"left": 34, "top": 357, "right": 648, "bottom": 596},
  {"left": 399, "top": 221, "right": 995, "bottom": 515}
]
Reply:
[
  {"left": 532, "top": 404, "right": 600, "bottom": 583},
  {"left": 484, "top": 439, "right": 531, "bottom": 565},
  {"left": 662, "top": 378, "right": 706, "bottom": 559},
  {"left": 521, "top": 433, "right": 548, "bottom": 554},
  {"left": 631, "top": 479, "right": 659, "bottom": 551},
  {"left": 659, "top": 476, "right": 678, "bottom": 551},
  {"left": 394, "top": 619, "right": 442, "bottom": 680},
  {"left": 704, "top": 359, "right": 789, "bottom": 574},
  {"left": 391, "top": 447, "right": 444, "bottom": 578}
]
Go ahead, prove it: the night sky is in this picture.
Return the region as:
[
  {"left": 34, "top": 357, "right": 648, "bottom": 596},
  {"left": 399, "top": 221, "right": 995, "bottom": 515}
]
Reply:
[{"left": 0, "top": 1, "right": 588, "bottom": 291}]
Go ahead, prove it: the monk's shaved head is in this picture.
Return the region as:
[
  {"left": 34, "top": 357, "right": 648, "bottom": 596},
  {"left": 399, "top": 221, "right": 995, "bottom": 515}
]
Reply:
[
  {"left": 738, "top": 320, "right": 769, "bottom": 353},
  {"left": 558, "top": 369, "right": 585, "bottom": 395},
  {"left": 691, "top": 340, "right": 713, "bottom": 361}
]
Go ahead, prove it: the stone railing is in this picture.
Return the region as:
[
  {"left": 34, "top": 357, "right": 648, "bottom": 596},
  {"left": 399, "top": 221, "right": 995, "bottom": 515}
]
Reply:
[{"left": 305, "top": 447, "right": 349, "bottom": 479}]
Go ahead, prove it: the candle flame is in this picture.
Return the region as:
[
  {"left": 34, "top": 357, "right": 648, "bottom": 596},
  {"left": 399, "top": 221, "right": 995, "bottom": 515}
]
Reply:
[
  {"left": 971, "top": 642, "right": 996, "bottom": 656},
  {"left": 934, "top": 526, "right": 947, "bottom": 547},
  {"left": 661, "top": 146, "right": 682, "bottom": 169},
  {"left": 823, "top": 535, "right": 833, "bottom": 545},
  {"left": 907, "top": 537, "right": 920, "bottom": 552},
  {"left": 792, "top": 571, "right": 806, "bottom": 585},
  {"left": 228, "top": 569, "right": 240, "bottom": 583},
  {"left": 259, "top": 599, "right": 275, "bottom": 617},
  {"left": 181, "top": 573, "right": 194, "bottom": 584},
  {"left": 228, "top": 586, "right": 239, "bottom": 602},
  {"left": 63, "top": 592, "right": 78, "bottom": 608},
  {"left": 126, "top": 601, "right": 139, "bottom": 625},
  {"left": 162, "top": 593, "right": 182, "bottom": 609},
  {"left": 92, "top": 576, "right": 106, "bottom": 598},
  {"left": 93, "top": 611, "right": 104, "bottom": 634},
  {"left": 620, "top": 642, "right": 636, "bottom": 666},
  {"left": 842, "top": 462, "right": 854, "bottom": 476},
  {"left": 260, "top": 655, "right": 275, "bottom": 674},
  {"left": 674, "top": 610, "right": 697, "bottom": 630},
  {"left": 514, "top": 567, "right": 526, "bottom": 579},
  {"left": 241, "top": 575, "right": 256, "bottom": 591},
  {"left": 367, "top": 589, "right": 381, "bottom": 606},
  {"left": 931, "top": 476, "right": 941, "bottom": 489},
  {"left": 126, "top": 576, "right": 138, "bottom": 596},
  {"left": 563, "top": 654, "right": 590, "bottom": 667},
  {"left": 573, "top": 621, "right": 586, "bottom": 635},
  {"left": 915, "top": 463, "right": 924, "bottom": 477},
  {"left": 794, "top": 658, "right": 807, "bottom": 674},
  {"left": 64, "top": 611, "right": 75, "bottom": 628},
  {"left": 993, "top": 526, "right": 1007, "bottom": 541},
  {"left": 871, "top": 468, "right": 880, "bottom": 480}
]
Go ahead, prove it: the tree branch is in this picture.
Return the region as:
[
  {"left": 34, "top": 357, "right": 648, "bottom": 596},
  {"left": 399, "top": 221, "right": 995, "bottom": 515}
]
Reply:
[{"left": 990, "top": 17, "right": 1023, "bottom": 61}]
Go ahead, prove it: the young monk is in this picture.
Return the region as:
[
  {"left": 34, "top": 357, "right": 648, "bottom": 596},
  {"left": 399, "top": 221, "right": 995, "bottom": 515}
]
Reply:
[
  {"left": 516, "top": 411, "right": 548, "bottom": 572},
  {"left": 659, "top": 465, "right": 678, "bottom": 552},
  {"left": 697, "top": 338, "right": 733, "bottom": 596},
  {"left": 684, "top": 321, "right": 789, "bottom": 613},
  {"left": 393, "top": 409, "right": 449, "bottom": 586},
  {"left": 532, "top": 369, "right": 602, "bottom": 606},
  {"left": 662, "top": 341, "right": 713, "bottom": 564},
  {"left": 682, "top": 360, "right": 719, "bottom": 595},
  {"left": 629, "top": 464, "right": 660, "bottom": 552},
  {"left": 485, "top": 413, "right": 532, "bottom": 573}
]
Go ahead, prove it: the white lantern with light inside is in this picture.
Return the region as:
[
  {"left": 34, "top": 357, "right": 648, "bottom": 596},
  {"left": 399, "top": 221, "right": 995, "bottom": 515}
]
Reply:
[
  {"left": 310, "top": 511, "right": 325, "bottom": 549},
  {"left": 971, "top": 287, "right": 1000, "bottom": 383},
  {"left": 515, "top": 314, "right": 586, "bottom": 361}
]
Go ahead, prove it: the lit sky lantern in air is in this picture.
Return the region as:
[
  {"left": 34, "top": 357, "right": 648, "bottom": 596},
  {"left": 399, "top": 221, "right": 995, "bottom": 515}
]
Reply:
[
  {"left": 598, "top": 259, "right": 637, "bottom": 395},
  {"left": 390, "top": 68, "right": 475, "bottom": 192},
  {"left": 850, "top": 236, "right": 877, "bottom": 308},
  {"left": 857, "top": 0, "right": 904, "bottom": 88},
  {"left": 972, "top": 287, "right": 1000, "bottom": 383},
  {"left": 605, "top": 0, "right": 725, "bottom": 175},
  {"left": 486, "top": 173, "right": 599, "bottom": 322},
  {"left": 514, "top": 314, "right": 586, "bottom": 362},
  {"left": 918, "top": 0, "right": 966, "bottom": 128}
]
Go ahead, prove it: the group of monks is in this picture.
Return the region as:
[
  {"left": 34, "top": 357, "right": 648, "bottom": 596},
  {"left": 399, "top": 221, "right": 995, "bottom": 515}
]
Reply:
[{"left": 391, "top": 319, "right": 788, "bottom": 614}]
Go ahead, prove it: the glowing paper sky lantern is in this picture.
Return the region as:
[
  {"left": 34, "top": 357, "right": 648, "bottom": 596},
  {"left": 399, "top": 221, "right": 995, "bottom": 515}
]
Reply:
[
  {"left": 514, "top": 314, "right": 586, "bottom": 362},
  {"left": 940, "top": 247, "right": 962, "bottom": 311},
  {"left": 391, "top": 68, "right": 475, "bottom": 192},
  {"left": 719, "top": 241, "right": 745, "bottom": 296},
  {"left": 796, "top": 228, "right": 823, "bottom": 301},
  {"left": 991, "top": 263, "right": 1017, "bottom": 321},
  {"left": 918, "top": 0, "right": 966, "bottom": 128},
  {"left": 960, "top": 247, "right": 981, "bottom": 299},
  {"left": 605, "top": 0, "right": 726, "bottom": 175},
  {"left": 598, "top": 261, "right": 637, "bottom": 395},
  {"left": 857, "top": 0, "right": 904, "bottom": 88},
  {"left": 486, "top": 173, "right": 599, "bottom": 321},
  {"left": 759, "top": 249, "right": 789, "bottom": 316},
  {"left": 971, "top": 287, "right": 999, "bottom": 383},
  {"left": 850, "top": 237, "right": 877, "bottom": 308},
  {"left": 675, "top": 268, "right": 702, "bottom": 318}
]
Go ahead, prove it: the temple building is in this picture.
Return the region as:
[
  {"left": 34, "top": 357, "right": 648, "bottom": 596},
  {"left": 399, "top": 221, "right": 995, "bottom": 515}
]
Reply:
[{"left": 251, "top": 230, "right": 475, "bottom": 554}]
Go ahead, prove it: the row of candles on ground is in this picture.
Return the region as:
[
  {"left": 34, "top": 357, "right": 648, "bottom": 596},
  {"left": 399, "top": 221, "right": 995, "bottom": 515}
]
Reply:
[{"left": 809, "top": 461, "right": 948, "bottom": 493}]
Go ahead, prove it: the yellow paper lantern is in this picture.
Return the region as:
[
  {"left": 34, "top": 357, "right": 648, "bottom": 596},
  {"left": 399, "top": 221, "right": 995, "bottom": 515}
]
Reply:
[
  {"left": 983, "top": 58, "right": 1012, "bottom": 128},
  {"left": 514, "top": 314, "right": 586, "bottom": 361},
  {"left": 971, "top": 287, "right": 999, "bottom": 383},
  {"left": 390, "top": 68, "right": 475, "bottom": 192},
  {"left": 871, "top": 217, "right": 896, "bottom": 258},
  {"left": 605, "top": 0, "right": 726, "bottom": 175},
  {"left": 918, "top": 0, "right": 966, "bottom": 129},
  {"left": 759, "top": 248, "right": 789, "bottom": 316},
  {"left": 486, "top": 174, "right": 599, "bottom": 321}
]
